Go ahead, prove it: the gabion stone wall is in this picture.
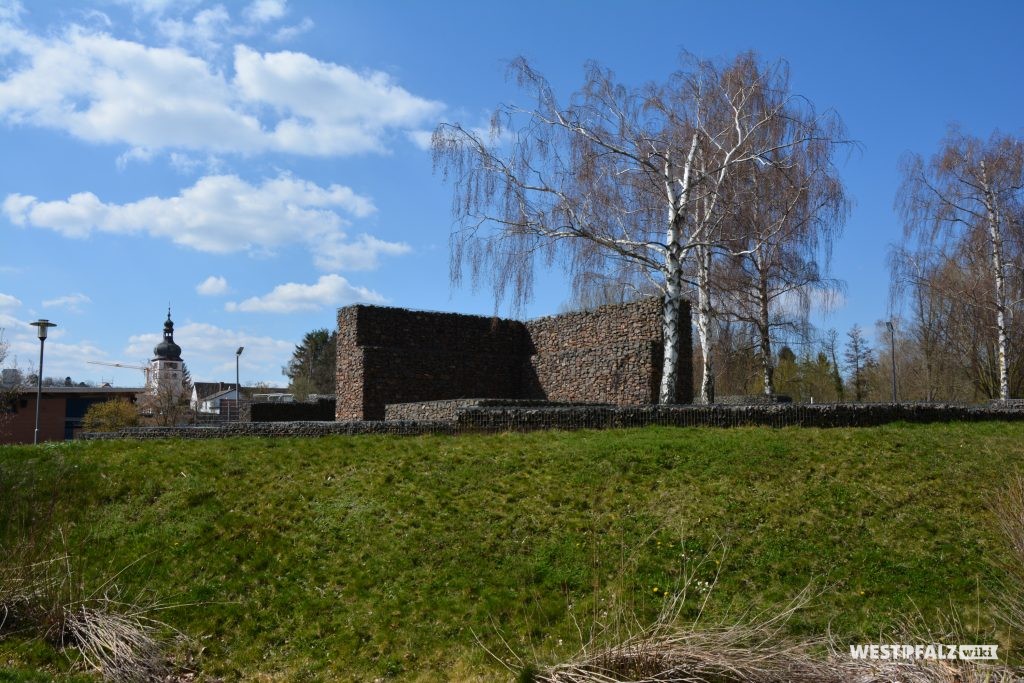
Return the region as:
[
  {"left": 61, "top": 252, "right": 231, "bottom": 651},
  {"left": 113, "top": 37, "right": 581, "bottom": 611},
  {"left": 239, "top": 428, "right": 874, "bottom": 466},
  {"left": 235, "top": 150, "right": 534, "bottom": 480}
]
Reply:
[
  {"left": 336, "top": 298, "right": 693, "bottom": 420},
  {"left": 523, "top": 298, "right": 692, "bottom": 404},
  {"left": 84, "top": 420, "right": 456, "bottom": 440},
  {"left": 249, "top": 398, "right": 336, "bottom": 422},
  {"left": 336, "top": 306, "right": 532, "bottom": 420},
  {"left": 455, "top": 402, "right": 1024, "bottom": 431},
  {"left": 81, "top": 402, "right": 1024, "bottom": 440},
  {"left": 385, "top": 398, "right": 612, "bottom": 422}
]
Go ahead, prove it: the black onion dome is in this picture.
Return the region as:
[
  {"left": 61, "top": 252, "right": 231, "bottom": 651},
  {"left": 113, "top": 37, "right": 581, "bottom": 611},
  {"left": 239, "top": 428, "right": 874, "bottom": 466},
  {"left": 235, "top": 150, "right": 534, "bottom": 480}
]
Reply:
[{"left": 152, "top": 310, "right": 182, "bottom": 361}]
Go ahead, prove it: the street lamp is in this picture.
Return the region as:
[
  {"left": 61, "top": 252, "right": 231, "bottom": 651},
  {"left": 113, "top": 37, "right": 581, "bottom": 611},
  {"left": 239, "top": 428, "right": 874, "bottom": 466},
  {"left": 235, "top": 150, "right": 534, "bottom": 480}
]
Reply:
[
  {"left": 29, "top": 319, "right": 57, "bottom": 444},
  {"left": 885, "top": 320, "right": 897, "bottom": 403},
  {"left": 235, "top": 346, "right": 244, "bottom": 421}
]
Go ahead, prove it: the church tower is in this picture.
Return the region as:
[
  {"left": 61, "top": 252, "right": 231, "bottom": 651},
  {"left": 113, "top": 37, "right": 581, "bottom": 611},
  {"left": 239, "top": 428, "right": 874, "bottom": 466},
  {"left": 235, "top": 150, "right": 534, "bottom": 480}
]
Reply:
[{"left": 151, "top": 308, "right": 184, "bottom": 396}]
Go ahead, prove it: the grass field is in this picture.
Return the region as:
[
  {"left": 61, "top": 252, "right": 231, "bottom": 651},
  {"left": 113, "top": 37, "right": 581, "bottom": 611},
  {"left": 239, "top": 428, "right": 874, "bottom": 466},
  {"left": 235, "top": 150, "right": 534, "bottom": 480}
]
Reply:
[{"left": 1, "top": 422, "right": 1022, "bottom": 681}]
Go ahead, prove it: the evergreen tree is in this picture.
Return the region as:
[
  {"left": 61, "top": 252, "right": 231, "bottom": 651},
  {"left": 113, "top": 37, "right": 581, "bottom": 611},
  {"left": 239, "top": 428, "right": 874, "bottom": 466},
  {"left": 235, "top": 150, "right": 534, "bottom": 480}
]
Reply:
[
  {"left": 800, "top": 351, "right": 840, "bottom": 403},
  {"left": 774, "top": 346, "right": 800, "bottom": 399},
  {"left": 284, "top": 329, "right": 337, "bottom": 397},
  {"left": 844, "top": 325, "right": 875, "bottom": 402}
]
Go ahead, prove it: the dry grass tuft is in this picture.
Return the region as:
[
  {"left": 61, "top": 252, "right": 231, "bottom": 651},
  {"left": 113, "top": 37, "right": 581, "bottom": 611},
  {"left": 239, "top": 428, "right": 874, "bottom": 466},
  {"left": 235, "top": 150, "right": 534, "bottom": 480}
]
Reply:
[
  {"left": 530, "top": 550, "right": 1023, "bottom": 683},
  {"left": 536, "top": 605, "right": 1020, "bottom": 683},
  {"left": 991, "top": 471, "right": 1024, "bottom": 636},
  {"left": 60, "top": 600, "right": 174, "bottom": 682},
  {"left": 0, "top": 547, "right": 188, "bottom": 682}
]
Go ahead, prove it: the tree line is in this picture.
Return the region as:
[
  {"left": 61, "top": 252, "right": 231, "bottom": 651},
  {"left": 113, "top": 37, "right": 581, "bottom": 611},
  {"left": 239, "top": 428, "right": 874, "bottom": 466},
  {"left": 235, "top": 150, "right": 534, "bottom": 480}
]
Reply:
[{"left": 428, "top": 50, "right": 1021, "bottom": 404}]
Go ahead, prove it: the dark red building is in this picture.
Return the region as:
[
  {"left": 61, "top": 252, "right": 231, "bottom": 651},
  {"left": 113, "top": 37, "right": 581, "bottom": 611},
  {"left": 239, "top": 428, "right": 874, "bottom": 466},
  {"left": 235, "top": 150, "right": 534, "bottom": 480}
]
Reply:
[{"left": 1, "top": 386, "right": 142, "bottom": 444}]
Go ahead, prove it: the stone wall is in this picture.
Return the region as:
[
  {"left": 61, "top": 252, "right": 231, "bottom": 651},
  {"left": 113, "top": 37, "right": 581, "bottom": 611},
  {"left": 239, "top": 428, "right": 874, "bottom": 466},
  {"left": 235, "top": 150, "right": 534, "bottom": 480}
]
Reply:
[
  {"left": 335, "top": 298, "right": 693, "bottom": 420},
  {"left": 336, "top": 305, "right": 532, "bottom": 420},
  {"left": 385, "top": 398, "right": 610, "bottom": 421},
  {"left": 82, "top": 402, "right": 1024, "bottom": 440},
  {"left": 384, "top": 398, "right": 490, "bottom": 422},
  {"left": 523, "top": 298, "right": 691, "bottom": 404},
  {"left": 84, "top": 420, "right": 456, "bottom": 440},
  {"left": 249, "top": 398, "right": 336, "bottom": 422},
  {"left": 455, "top": 402, "right": 1024, "bottom": 431}
]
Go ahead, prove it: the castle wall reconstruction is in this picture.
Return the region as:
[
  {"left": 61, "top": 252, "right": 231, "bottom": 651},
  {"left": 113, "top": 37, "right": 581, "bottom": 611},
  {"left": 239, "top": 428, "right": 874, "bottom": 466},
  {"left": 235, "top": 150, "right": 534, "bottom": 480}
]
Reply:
[{"left": 335, "top": 297, "right": 692, "bottom": 420}]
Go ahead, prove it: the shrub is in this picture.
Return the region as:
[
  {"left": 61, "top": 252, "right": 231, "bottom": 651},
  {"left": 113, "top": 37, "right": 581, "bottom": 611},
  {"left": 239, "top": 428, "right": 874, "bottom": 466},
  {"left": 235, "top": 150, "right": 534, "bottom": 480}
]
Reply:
[{"left": 81, "top": 399, "right": 139, "bottom": 432}]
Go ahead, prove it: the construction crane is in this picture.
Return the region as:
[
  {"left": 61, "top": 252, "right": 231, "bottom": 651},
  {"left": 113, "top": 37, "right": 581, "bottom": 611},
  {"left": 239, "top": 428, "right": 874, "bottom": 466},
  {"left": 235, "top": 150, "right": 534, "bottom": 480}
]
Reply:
[{"left": 87, "top": 360, "right": 151, "bottom": 386}]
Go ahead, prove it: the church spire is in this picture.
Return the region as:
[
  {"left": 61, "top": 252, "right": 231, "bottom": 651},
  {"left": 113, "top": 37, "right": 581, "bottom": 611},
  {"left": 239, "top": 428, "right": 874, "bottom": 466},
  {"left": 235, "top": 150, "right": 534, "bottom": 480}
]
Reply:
[{"left": 154, "top": 307, "right": 182, "bottom": 361}]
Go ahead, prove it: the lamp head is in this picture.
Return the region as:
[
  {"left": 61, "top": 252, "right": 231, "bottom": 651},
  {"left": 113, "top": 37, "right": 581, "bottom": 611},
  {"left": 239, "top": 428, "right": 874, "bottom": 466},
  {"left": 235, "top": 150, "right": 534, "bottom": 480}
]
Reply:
[
  {"left": 30, "top": 319, "right": 57, "bottom": 340},
  {"left": 236, "top": 346, "right": 244, "bottom": 356}
]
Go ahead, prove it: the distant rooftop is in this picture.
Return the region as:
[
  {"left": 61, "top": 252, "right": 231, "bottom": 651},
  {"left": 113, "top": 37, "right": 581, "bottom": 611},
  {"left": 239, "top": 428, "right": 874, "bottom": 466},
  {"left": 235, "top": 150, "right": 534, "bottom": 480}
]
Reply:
[{"left": 9, "top": 386, "right": 145, "bottom": 395}]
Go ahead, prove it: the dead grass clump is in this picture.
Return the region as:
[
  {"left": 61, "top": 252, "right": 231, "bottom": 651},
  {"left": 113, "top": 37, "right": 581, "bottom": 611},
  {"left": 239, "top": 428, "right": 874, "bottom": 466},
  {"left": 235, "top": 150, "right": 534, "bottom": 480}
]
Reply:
[
  {"left": 0, "top": 550, "right": 186, "bottom": 682},
  {"left": 530, "top": 555, "right": 1022, "bottom": 683},
  {"left": 537, "top": 628, "right": 1020, "bottom": 682}
]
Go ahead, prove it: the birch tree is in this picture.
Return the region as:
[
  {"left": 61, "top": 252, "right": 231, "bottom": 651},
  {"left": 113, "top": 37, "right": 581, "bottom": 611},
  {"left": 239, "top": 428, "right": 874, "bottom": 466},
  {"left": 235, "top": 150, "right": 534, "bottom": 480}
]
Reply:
[
  {"left": 433, "top": 52, "right": 847, "bottom": 403},
  {"left": 897, "top": 128, "right": 1024, "bottom": 401},
  {"left": 718, "top": 131, "right": 847, "bottom": 398}
]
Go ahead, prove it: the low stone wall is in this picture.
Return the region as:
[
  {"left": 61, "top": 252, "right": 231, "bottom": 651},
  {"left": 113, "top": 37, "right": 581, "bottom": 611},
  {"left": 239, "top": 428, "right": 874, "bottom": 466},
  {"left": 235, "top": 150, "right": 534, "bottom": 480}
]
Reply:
[
  {"left": 717, "top": 395, "right": 793, "bottom": 405},
  {"left": 384, "top": 398, "right": 611, "bottom": 421},
  {"left": 385, "top": 399, "right": 485, "bottom": 421},
  {"left": 81, "top": 402, "right": 1024, "bottom": 440},
  {"left": 456, "top": 402, "right": 1024, "bottom": 431},
  {"left": 83, "top": 420, "right": 455, "bottom": 440},
  {"left": 249, "top": 398, "right": 336, "bottom": 422}
]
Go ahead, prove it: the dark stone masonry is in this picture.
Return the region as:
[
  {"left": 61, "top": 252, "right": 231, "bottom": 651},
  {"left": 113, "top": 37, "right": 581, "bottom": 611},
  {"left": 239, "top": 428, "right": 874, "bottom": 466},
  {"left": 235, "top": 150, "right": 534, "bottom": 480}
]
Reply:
[
  {"left": 82, "top": 402, "right": 1024, "bottom": 440},
  {"left": 247, "top": 397, "right": 336, "bottom": 422},
  {"left": 335, "top": 297, "right": 693, "bottom": 421}
]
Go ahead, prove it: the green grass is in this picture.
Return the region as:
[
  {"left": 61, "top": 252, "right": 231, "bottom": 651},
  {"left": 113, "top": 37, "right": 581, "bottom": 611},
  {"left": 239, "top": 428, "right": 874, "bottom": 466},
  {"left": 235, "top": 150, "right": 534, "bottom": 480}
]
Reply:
[{"left": 1, "top": 422, "right": 1021, "bottom": 680}]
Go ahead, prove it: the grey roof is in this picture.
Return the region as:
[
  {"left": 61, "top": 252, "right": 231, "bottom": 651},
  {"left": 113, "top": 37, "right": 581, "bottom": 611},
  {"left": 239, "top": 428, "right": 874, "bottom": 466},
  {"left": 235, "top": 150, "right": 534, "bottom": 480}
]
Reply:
[
  {"left": 12, "top": 386, "right": 144, "bottom": 395},
  {"left": 193, "top": 382, "right": 236, "bottom": 400},
  {"left": 202, "top": 387, "right": 239, "bottom": 402}
]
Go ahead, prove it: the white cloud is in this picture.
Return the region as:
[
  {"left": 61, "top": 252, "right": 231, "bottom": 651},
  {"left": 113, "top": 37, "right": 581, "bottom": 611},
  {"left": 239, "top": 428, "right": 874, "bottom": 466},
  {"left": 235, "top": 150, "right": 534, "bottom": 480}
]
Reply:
[
  {"left": 42, "top": 293, "right": 91, "bottom": 312},
  {"left": 154, "top": 5, "right": 231, "bottom": 54},
  {"left": 125, "top": 320, "right": 294, "bottom": 383},
  {"left": 0, "top": 308, "right": 109, "bottom": 381},
  {"left": 0, "top": 0, "right": 23, "bottom": 23},
  {"left": 111, "top": 0, "right": 201, "bottom": 17},
  {"left": 232, "top": 45, "right": 444, "bottom": 155},
  {"left": 316, "top": 233, "right": 412, "bottom": 271},
  {"left": 273, "top": 17, "right": 313, "bottom": 43},
  {"left": 244, "top": 0, "right": 287, "bottom": 24},
  {"left": 115, "top": 146, "right": 157, "bottom": 169},
  {"left": 225, "top": 274, "right": 385, "bottom": 313},
  {"left": 196, "top": 275, "right": 228, "bottom": 296},
  {"left": 0, "top": 293, "right": 20, "bottom": 309},
  {"left": 4, "top": 173, "right": 409, "bottom": 271},
  {"left": 407, "top": 129, "right": 433, "bottom": 151},
  {"left": 0, "top": 21, "right": 442, "bottom": 157}
]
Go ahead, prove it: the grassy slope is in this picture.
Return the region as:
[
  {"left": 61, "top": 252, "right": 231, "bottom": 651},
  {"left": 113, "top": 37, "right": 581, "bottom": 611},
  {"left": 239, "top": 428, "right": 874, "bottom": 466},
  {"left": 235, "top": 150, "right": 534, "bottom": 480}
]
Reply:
[{"left": 0, "top": 422, "right": 1020, "bottom": 681}]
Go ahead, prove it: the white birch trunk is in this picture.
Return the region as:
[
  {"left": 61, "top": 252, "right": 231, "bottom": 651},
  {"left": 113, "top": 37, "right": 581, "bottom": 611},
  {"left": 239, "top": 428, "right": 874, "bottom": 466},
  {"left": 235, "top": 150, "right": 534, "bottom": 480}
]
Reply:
[
  {"left": 981, "top": 162, "right": 1011, "bottom": 401},
  {"left": 658, "top": 135, "right": 698, "bottom": 405},
  {"left": 659, "top": 267, "right": 682, "bottom": 404},
  {"left": 696, "top": 242, "right": 715, "bottom": 404},
  {"left": 756, "top": 246, "right": 774, "bottom": 397}
]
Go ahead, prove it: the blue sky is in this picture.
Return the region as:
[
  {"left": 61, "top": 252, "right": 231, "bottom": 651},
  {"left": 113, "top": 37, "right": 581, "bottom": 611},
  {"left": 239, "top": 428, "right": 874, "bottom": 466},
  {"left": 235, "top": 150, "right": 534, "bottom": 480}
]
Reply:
[{"left": 0, "top": 0, "right": 1021, "bottom": 387}]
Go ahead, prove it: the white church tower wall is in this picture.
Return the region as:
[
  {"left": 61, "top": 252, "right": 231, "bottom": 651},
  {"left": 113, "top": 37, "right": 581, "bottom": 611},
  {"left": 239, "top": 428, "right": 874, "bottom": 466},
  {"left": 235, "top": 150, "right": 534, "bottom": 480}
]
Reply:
[{"left": 151, "top": 309, "right": 184, "bottom": 397}]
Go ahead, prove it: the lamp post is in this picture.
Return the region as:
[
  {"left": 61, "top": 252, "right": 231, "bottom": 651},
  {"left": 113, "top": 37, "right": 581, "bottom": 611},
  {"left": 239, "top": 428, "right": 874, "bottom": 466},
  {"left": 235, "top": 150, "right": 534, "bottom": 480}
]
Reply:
[
  {"left": 885, "top": 320, "right": 897, "bottom": 403},
  {"left": 29, "top": 319, "right": 57, "bottom": 444},
  {"left": 235, "top": 346, "right": 244, "bottom": 421}
]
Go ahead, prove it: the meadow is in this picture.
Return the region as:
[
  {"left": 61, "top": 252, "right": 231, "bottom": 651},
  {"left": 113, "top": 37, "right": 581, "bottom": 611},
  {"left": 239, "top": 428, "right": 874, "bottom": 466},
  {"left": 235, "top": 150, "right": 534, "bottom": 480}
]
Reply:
[{"left": 1, "top": 422, "right": 1021, "bottom": 681}]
